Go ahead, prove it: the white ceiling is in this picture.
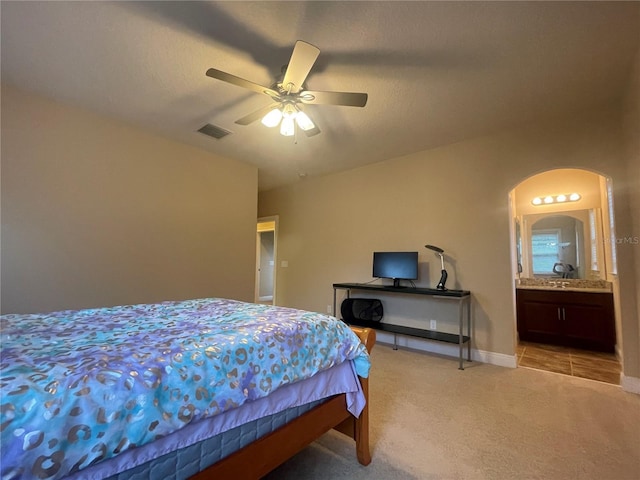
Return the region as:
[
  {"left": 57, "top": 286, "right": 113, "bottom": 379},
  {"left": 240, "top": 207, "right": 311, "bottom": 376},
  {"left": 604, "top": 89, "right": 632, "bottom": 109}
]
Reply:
[{"left": 2, "top": 1, "right": 639, "bottom": 191}]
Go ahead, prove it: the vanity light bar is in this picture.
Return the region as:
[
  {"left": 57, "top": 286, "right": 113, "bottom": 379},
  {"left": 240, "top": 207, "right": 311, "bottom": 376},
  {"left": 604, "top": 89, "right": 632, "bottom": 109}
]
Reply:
[{"left": 532, "top": 193, "right": 581, "bottom": 206}]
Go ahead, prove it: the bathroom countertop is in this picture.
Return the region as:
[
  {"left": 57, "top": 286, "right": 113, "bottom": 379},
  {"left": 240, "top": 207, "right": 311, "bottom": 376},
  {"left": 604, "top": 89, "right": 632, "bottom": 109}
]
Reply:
[
  {"left": 516, "top": 285, "right": 612, "bottom": 293},
  {"left": 516, "top": 278, "right": 612, "bottom": 293}
]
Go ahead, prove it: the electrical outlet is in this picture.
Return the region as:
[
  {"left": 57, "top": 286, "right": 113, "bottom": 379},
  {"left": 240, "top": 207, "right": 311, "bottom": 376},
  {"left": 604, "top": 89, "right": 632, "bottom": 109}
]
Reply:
[
  {"left": 430, "top": 319, "right": 437, "bottom": 330},
  {"left": 327, "top": 305, "right": 332, "bottom": 314}
]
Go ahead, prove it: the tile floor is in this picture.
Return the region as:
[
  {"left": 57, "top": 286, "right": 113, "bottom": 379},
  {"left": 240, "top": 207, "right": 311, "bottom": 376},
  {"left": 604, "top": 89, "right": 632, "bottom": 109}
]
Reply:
[{"left": 517, "top": 341, "right": 621, "bottom": 385}]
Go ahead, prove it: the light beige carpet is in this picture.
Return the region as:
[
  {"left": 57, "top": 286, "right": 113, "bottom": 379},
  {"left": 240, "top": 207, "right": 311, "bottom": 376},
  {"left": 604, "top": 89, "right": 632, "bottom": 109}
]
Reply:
[{"left": 266, "top": 344, "right": 640, "bottom": 479}]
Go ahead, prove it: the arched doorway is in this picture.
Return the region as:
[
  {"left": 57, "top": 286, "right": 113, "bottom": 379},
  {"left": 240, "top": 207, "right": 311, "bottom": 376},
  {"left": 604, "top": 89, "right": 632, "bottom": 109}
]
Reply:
[{"left": 510, "top": 168, "right": 622, "bottom": 384}]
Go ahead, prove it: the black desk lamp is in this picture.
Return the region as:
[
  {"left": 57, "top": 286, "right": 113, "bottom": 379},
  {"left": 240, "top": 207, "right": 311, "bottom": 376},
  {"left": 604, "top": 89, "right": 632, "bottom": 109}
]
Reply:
[{"left": 425, "top": 244, "right": 448, "bottom": 290}]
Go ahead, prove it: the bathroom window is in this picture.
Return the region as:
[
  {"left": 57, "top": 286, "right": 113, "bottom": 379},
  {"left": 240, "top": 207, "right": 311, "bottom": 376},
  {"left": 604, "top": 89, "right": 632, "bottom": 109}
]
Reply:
[{"left": 531, "top": 229, "right": 561, "bottom": 275}]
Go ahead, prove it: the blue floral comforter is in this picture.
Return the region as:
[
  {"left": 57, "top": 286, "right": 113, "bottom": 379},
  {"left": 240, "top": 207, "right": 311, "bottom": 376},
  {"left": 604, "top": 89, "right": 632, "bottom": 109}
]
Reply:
[{"left": 0, "top": 298, "right": 370, "bottom": 480}]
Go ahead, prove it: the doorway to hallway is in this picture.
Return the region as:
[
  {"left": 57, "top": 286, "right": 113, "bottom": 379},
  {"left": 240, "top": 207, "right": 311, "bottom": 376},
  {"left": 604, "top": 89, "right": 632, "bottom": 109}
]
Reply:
[{"left": 256, "top": 217, "right": 278, "bottom": 305}]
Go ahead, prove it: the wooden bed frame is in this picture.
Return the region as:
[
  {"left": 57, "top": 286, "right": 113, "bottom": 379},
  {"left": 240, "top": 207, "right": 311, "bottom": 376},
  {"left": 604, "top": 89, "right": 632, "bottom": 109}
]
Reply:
[{"left": 191, "top": 327, "right": 376, "bottom": 479}]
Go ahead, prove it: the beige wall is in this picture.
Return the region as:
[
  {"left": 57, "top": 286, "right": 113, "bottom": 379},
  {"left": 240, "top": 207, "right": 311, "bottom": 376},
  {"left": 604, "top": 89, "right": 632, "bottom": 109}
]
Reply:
[
  {"left": 1, "top": 84, "right": 258, "bottom": 314},
  {"left": 259, "top": 107, "right": 638, "bottom": 375},
  {"left": 514, "top": 168, "right": 602, "bottom": 217},
  {"left": 621, "top": 48, "right": 640, "bottom": 383}
]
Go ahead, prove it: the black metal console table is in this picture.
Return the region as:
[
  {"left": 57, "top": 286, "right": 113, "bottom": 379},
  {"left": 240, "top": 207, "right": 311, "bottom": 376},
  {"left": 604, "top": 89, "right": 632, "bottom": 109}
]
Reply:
[{"left": 333, "top": 283, "right": 472, "bottom": 369}]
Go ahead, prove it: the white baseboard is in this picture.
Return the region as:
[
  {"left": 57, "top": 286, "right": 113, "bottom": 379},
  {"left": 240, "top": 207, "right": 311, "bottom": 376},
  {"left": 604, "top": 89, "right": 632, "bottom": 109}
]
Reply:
[
  {"left": 375, "top": 331, "right": 517, "bottom": 369},
  {"left": 474, "top": 348, "right": 518, "bottom": 368},
  {"left": 621, "top": 374, "right": 640, "bottom": 394}
]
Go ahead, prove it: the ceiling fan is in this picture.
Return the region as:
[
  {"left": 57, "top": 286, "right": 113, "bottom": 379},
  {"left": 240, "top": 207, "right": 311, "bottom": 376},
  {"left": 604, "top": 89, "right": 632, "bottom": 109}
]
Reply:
[{"left": 206, "top": 40, "right": 368, "bottom": 138}]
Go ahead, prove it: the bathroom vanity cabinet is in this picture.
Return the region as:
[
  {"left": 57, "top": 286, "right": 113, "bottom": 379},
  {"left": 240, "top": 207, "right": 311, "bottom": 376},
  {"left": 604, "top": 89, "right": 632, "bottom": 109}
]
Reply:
[{"left": 516, "top": 288, "right": 615, "bottom": 352}]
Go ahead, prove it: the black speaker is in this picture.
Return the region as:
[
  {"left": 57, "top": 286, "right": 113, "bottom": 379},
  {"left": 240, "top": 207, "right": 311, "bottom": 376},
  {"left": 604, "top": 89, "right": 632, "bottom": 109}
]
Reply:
[{"left": 341, "top": 298, "right": 384, "bottom": 323}]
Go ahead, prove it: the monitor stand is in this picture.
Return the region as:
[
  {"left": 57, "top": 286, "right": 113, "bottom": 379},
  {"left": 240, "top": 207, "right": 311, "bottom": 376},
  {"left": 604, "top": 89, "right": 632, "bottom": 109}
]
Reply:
[{"left": 392, "top": 279, "right": 407, "bottom": 288}]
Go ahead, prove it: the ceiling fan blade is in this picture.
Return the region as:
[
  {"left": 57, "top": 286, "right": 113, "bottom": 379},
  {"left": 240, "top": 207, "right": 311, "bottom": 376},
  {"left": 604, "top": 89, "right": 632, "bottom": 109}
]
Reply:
[
  {"left": 281, "top": 41, "right": 320, "bottom": 94},
  {"left": 302, "top": 125, "right": 321, "bottom": 137},
  {"left": 234, "top": 103, "right": 279, "bottom": 126},
  {"left": 206, "top": 68, "right": 280, "bottom": 98},
  {"left": 299, "top": 90, "right": 368, "bottom": 107}
]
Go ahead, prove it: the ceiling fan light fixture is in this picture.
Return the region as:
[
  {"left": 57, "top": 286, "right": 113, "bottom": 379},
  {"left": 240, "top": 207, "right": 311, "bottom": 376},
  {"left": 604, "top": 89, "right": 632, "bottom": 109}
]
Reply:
[
  {"left": 207, "top": 40, "right": 368, "bottom": 137},
  {"left": 207, "top": 41, "right": 367, "bottom": 139},
  {"left": 280, "top": 116, "right": 295, "bottom": 136},
  {"left": 282, "top": 102, "right": 298, "bottom": 119},
  {"left": 261, "top": 108, "right": 283, "bottom": 128},
  {"left": 295, "top": 110, "right": 315, "bottom": 131}
]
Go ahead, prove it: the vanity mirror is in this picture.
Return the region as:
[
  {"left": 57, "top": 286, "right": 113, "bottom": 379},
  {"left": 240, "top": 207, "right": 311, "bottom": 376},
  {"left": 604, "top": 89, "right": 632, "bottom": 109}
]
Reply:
[{"left": 517, "top": 209, "right": 605, "bottom": 280}]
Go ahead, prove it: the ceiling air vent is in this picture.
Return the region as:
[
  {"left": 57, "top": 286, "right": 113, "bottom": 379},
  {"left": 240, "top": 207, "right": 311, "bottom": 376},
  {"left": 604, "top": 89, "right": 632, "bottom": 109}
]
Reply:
[{"left": 197, "top": 123, "right": 232, "bottom": 140}]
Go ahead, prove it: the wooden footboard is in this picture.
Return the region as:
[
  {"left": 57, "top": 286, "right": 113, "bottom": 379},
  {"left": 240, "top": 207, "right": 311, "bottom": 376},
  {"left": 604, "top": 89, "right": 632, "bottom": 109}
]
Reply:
[
  {"left": 191, "top": 327, "right": 376, "bottom": 479},
  {"left": 334, "top": 327, "right": 375, "bottom": 465}
]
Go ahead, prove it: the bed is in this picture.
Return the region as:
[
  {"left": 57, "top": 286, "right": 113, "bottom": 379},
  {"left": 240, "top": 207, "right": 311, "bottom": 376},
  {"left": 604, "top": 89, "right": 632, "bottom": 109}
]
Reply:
[{"left": 0, "top": 297, "right": 375, "bottom": 480}]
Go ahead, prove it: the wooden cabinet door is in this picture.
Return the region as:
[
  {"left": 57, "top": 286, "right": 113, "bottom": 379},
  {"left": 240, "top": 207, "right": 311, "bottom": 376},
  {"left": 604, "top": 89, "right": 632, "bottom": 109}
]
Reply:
[
  {"left": 517, "top": 295, "right": 563, "bottom": 344},
  {"left": 563, "top": 299, "right": 615, "bottom": 352}
]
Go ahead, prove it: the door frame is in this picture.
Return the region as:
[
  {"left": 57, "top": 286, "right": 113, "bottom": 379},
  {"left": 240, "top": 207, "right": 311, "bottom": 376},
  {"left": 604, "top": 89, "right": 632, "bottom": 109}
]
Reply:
[
  {"left": 256, "top": 216, "right": 279, "bottom": 305},
  {"left": 509, "top": 169, "right": 621, "bottom": 362}
]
